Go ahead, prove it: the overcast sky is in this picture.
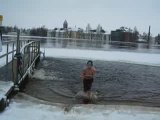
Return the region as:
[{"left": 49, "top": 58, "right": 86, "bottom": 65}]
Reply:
[{"left": 0, "top": 0, "right": 159, "bottom": 35}]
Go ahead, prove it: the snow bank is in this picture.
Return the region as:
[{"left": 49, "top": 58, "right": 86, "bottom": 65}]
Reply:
[
  {"left": 1, "top": 96, "right": 160, "bottom": 120},
  {"left": 0, "top": 81, "right": 13, "bottom": 99},
  {"left": 43, "top": 48, "right": 160, "bottom": 66}
]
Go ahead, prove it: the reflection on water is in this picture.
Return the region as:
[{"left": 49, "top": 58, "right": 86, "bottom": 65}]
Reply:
[
  {"left": 2, "top": 36, "right": 160, "bottom": 53},
  {"left": 41, "top": 38, "right": 105, "bottom": 49},
  {"left": 40, "top": 38, "right": 160, "bottom": 53}
]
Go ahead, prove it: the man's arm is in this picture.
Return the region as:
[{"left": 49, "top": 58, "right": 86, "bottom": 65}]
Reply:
[
  {"left": 92, "top": 67, "right": 96, "bottom": 75},
  {"left": 80, "top": 69, "right": 85, "bottom": 78}
]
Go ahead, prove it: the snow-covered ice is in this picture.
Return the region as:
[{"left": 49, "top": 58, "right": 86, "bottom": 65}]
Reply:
[
  {"left": 0, "top": 81, "right": 13, "bottom": 99},
  {"left": 1, "top": 93, "right": 160, "bottom": 120},
  {"left": 43, "top": 48, "right": 160, "bottom": 66}
]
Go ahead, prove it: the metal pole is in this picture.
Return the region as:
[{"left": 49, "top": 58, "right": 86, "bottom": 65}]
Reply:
[
  {"left": 12, "top": 43, "right": 14, "bottom": 59},
  {"left": 27, "top": 40, "right": 30, "bottom": 68},
  {"left": 16, "top": 30, "right": 20, "bottom": 53},
  {"left": 148, "top": 26, "right": 151, "bottom": 42},
  {"left": 6, "top": 43, "right": 9, "bottom": 65},
  {"left": 6, "top": 43, "right": 9, "bottom": 81},
  {"left": 147, "top": 26, "right": 151, "bottom": 48},
  {"left": 13, "top": 29, "right": 21, "bottom": 85}
]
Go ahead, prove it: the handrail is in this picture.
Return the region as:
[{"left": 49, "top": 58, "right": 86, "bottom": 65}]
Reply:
[
  {"left": 0, "top": 34, "right": 41, "bottom": 112},
  {"left": 0, "top": 50, "right": 16, "bottom": 59},
  {"left": 12, "top": 40, "right": 40, "bottom": 85},
  {"left": 2, "top": 35, "right": 107, "bottom": 41},
  {"left": 2, "top": 40, "right": 16, "bottom": 44},
  {"left": 20, "top": 41, "right": 34, "bottom": 53}
]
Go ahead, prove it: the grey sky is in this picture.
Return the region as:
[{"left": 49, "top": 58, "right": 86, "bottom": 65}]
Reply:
[{"left": 0, "top": 0, "right": 159, "bottom": 35}]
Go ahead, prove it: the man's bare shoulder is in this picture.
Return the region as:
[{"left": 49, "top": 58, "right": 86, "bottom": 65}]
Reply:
[{"left": 92, "top": 67, "right": 96, "bottom": 71}]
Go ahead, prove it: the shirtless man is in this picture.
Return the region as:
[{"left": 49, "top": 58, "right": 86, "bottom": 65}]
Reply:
[{"left": 81, "top": 60, "right": 96, "bottom": 97}]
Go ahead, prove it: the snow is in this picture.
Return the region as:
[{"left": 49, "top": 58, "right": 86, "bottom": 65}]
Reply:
[
  {"left": 0, "top": 45, "right": 14, "bottom": 68},
  {"left": 1, "top": 93, "right": 160, "bottom": 120},
  {"left": 0, "top": 81, "right": 13, "bottom": 99},
  {"left": 43, "top": 48, "right": 160, "bottom": 66}
]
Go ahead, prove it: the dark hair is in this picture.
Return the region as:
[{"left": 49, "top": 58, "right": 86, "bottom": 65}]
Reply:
[{"left": 87, "top": 60, "right": 93, "bottom": 66}]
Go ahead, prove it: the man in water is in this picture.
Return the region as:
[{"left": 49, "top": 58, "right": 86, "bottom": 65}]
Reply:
[{"left": 81, "top": 60, "right": 96, "bottom": 97}]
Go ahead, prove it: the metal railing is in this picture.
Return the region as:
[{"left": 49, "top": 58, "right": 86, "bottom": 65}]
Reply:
[
  {"left": 0, "top": 31, "right": 41, "bottom": 112},
  {"left": 0, "top": 32, "right": 40, "bottom": 85},
  {"left": 0, "top": 39, "right": 17, "bottom": 81},
  {"left": 0, "top": 40, "right": 16, "bottom": 66},
  {"left": 12, "top": 40, "right": 40, "bottom": 85},
  {"left": 0, "top": 35, "right": 31, "bottom": 69},
  {"left": 0, "top": 35, "right": 29, "bottom": 81},
  {"left": 11, "top": 30, "right": 40, "bottom": 86}
]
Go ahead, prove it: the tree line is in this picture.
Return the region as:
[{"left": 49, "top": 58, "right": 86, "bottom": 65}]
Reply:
[{"left": 2, "top": 25, "right": 48, "bottom": 37}]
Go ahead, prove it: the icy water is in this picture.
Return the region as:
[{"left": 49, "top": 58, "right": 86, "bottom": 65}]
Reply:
[
  {"left": 1, "top": 36, "right": 160, "bottom": 106},
  {"left": 41, "top": 38, "right": 160, "bottom": 53},
  {"left": 25, "top": 58, "right": 160, "bottom": 107},
  {"left": 2, "top": 36, "right": 160, "bottom": 53}
]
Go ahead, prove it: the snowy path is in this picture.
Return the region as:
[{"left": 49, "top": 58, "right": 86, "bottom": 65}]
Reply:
[{"left": 1, "top": 93, "right": 160, "bottom": 120}]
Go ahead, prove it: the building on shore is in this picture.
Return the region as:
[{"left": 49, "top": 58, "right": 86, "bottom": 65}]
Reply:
[
  {"left": 110, "top": 29, "right": 137, "bottom": 45},
  {"left": 155, "top": 34, "right": 160, "bottom": 44},
  {"left": 49, "top": 20, "right": 110, "bottom": 43}
]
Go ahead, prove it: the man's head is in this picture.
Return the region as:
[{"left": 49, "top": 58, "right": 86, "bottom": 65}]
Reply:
[{"left": 87, "top": 60, "right": 93, "bottom": 68}]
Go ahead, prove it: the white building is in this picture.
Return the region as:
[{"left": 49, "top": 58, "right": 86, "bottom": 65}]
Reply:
[{"left": 51, "top": 21, "right": 110, "bottom": 42}]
